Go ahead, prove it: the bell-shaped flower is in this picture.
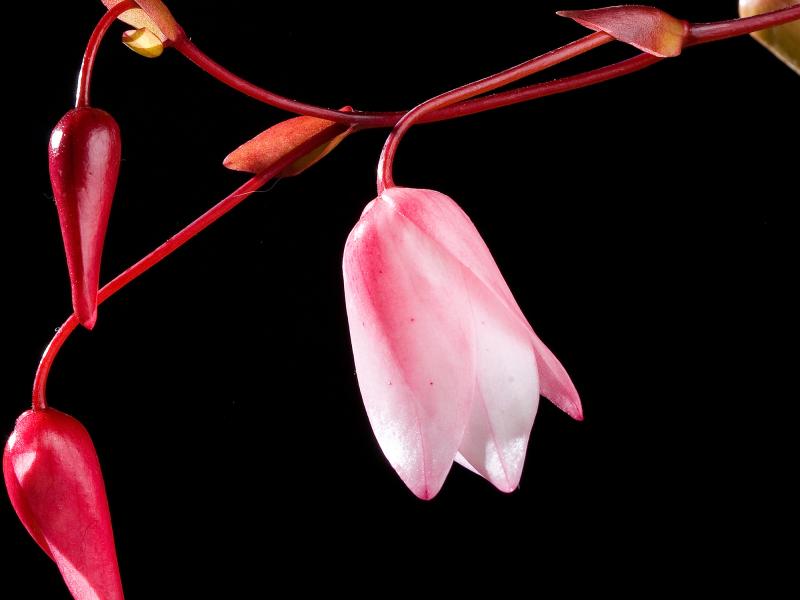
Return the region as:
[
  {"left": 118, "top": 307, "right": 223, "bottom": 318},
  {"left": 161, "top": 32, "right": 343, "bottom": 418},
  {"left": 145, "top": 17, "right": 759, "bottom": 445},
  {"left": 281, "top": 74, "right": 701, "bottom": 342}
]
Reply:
[{"left": 343, "top": 187, "right": 582, "bottom": 499}]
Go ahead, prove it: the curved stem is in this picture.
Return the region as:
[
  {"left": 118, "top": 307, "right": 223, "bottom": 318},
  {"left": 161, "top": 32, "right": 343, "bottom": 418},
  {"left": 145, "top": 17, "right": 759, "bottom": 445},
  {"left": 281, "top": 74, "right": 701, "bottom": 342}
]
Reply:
[
  {"left": 76, "top": 1, "right": 136, "bottom": 108},
  {"left": 173, "top": 37, "right": 396, "bottom": 128},
  {"left": 41, "top": 3, "right": 799, "bottom": 410},
  {"left": 174, "top": 7, "right": 800, "bottom": 128},
  {"left": 376, "top": 32, "right": 611, "bottom": 193},
  {"left": 178, "top": 33, "right": 662, "bottom": 128},
  {"left": 687, "top": 4, "right": 800, "bottom": 46},
  {"left": 443, "top": 53, "right": 662, "bottom": 121},
  {"left": 32, "top": 127, "right": 341, "bottom": 411}
]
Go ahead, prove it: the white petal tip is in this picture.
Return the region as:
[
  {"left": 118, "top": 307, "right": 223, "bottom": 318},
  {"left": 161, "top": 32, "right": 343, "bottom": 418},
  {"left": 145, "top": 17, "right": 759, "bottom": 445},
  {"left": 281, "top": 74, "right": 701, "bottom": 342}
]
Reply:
[
  {"left": 487, "top": 475, "right": 520, "bottom": 494},
  {"left": 394, "top": 465, "right": 448, "bottom": 500},
  {"left": 495, "top": 483, "right": 519, "bottom": 494},
  {"left": 407, "top": 481, "right": 442, "bottom": 501}
]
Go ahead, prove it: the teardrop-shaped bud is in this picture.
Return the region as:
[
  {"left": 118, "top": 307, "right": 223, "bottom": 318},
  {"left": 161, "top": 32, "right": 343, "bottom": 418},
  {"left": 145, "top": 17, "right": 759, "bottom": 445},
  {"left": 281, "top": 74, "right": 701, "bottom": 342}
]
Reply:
[
  {"left": 223, "top": 109, "right": 352, "bottom": 177},
  {"left": 558, "top": 5, "right": 688, "bottom": 57},
  {"left": 4, "top": 408, "right": 124, "bottom": 600},
  {"left": 101, "top": 0, "right": 183, "bottom": 43},
  {"left": 740, "top": 0, "right": 800, "bottom": 74},
  {"left": 49, "top": 107, "right": 122, "bottom": 329}
]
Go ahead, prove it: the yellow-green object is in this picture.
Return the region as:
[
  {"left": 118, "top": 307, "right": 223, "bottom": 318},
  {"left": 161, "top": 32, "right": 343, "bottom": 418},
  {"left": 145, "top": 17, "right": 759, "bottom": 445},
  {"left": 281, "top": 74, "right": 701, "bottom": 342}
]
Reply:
[
  {"left": 122, "top": 28, "right": 164, "bottom": 58},
  {"left": 740, "top": 0, "right": 800, "bottom": 74}
]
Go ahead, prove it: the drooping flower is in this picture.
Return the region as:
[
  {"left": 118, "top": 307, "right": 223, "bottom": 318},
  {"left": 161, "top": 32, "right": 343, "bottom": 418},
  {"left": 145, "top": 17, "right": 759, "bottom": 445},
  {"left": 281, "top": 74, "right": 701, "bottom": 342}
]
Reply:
[{"left": 342, "top": 187, "right": 582, "bottom": 499}]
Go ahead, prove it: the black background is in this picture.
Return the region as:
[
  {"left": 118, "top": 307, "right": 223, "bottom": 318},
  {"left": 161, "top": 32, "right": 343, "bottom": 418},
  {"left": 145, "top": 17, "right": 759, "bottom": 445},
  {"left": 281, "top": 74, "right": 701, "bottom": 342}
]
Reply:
[{"left": 3, "top": 1, "right": 798, "bottom": 595}]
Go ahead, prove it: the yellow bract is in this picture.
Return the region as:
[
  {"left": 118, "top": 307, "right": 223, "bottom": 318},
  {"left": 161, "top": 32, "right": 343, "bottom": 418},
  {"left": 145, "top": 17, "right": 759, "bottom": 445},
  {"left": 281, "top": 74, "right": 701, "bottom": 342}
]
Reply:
[
  {"left": 740, "top": 0, "right": 800, "bottom": 74},
  {"left": 122, "top": 28, "right": 163, "bottom": 58}
]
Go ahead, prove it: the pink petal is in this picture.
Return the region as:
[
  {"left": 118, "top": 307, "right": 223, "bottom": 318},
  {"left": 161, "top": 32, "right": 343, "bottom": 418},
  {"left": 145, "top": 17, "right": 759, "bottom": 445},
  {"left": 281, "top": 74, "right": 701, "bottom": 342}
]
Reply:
[
  {"left": 530, "top": 334, "right": 583, "bottom": 421},
  {"left": 382, "top": 189, "right": 541, "bottom": 491},
  {"left": 381, "top": 188, "right": 582, "bottom": 421},
  {"left": 453, "top": 280, "right": 540, "bottom": 492},
  {"left": 343, "top": 195, "right": 475, "bottom": 499}
]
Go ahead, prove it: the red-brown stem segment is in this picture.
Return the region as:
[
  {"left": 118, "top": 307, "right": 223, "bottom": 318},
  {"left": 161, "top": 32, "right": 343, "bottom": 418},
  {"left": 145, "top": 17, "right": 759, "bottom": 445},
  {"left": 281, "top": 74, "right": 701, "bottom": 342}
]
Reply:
[
  {"left": 173, "top": 36, "right": 396, "bottom": 128},
  {"left": 687, "top": 3, "right": 800, "bottom": 46},
  {"left": 377, "top": 32, "right": 612, "bottom": 193},
  {"left": 31, "top": 127, "right": 346, "bottom": 411},
  {"left": 174, "top": 33, "right": 611, "bottom": 129},
  {"left": 437, "top": 53, "right": 662, "bottom": 120},
  {"left": 179, "top": 34, "right": 659, "bottom": 126},
  {"left": 76, "top": 0, "right": 137, "bottom": 108},
  {"left": 174, "top": 6, "right": 800, "bottom": 128}
]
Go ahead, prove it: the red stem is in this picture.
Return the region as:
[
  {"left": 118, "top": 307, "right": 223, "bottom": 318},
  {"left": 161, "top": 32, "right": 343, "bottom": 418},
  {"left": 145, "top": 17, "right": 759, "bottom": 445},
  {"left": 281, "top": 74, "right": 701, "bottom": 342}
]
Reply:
[
  {"left": 76, "top": 0, "right": 136, "bottom": 108},
  {"left": 431, "top": 4, "right": 800, "bottom": 121},
  {"left": 431, "top": 53, "right": 662, "bottom": 121},
  {"left": 687, "top": 4, "right": 800, "bottom": 46},
  {"left": 37, "top": 3, "right": 800, "bottom": 410},
  {"left": 173, "top": 6, "right": 800, "bottom": 127},
  {"left": 377, "top": 32, "right": 612, "bottom": 193},
  {"left": 32, "top": 127, "right": 341, "bottom": 411},
  {"left": 173, "top": 37, "right": 397, "bottom": 128}
]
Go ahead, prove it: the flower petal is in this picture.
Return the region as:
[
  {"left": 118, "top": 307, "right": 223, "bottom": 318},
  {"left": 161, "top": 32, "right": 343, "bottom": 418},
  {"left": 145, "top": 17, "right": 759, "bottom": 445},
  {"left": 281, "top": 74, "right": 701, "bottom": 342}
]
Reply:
[
  {"left": 454, "top": 281, "right": 540, "bottom": 492},
  {"left": 380, "top": 188, "right": 582, "bottom": 421},
  {"left": 101, "top": 0, "right": 183, "bottom": 42},
  {"left": 343, "top": 194, "right": 475, "bottom": 499}
]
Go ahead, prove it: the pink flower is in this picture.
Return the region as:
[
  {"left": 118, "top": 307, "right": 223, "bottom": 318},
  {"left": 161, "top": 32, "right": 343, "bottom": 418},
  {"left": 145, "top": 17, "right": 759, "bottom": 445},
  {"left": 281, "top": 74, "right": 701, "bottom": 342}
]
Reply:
[{"left": 343, "top": 187, "right": 582, "bottom": 499}]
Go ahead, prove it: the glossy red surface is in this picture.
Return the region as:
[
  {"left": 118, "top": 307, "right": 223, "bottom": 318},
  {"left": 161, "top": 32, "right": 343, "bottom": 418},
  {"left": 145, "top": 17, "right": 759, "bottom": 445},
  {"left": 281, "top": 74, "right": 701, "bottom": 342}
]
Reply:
[
  {"left": 4, "top": 408, "right": 124, "bottom": 600},
  {"left": 49, "top": 107, "right": 121, "bottom": 329}
]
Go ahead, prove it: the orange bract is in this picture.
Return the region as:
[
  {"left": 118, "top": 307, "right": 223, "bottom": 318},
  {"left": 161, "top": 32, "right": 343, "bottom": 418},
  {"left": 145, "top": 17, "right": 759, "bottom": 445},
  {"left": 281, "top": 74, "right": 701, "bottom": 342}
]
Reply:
[
  {"left": 558, "top": 5, "right": 688, "bottom": 57},
  {"left": 224, "top": 110, "right": 352, "bottom": 177},
  {"left": 101, "top": 0, "right": 182, "bottom": 42}
]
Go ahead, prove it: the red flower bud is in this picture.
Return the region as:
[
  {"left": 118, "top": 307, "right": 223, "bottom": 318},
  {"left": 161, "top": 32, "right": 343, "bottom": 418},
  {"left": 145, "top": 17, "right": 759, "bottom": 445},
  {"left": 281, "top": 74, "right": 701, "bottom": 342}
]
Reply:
[
  {"left": 4, "top": 408, "right": 124, "bottom": 600},
  {"left": 49, "top": 108, "right": 121, "bottom": 329},
  {"left": 223, "top": 108, "right": 352, "bottom": 177}
]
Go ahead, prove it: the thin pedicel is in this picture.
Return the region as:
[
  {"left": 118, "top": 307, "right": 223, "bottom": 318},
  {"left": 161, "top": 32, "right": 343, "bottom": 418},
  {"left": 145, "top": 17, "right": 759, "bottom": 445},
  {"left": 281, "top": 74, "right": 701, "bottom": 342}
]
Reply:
[
  {"left": 7, "top": 2, "right": 798, "bottom": 597},
  {"left": 32, "top": 3, "right": 799, "bottom": 407}
]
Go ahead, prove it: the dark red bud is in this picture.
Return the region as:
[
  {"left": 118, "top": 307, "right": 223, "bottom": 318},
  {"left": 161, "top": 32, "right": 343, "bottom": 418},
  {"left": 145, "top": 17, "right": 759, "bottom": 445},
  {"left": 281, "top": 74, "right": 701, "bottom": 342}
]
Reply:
[
  {"left": 4, "top": 408, "right": 124, "bottom": 600},
  {"left": 49, "top": 108, "right": 121, "bottom": 329}
]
